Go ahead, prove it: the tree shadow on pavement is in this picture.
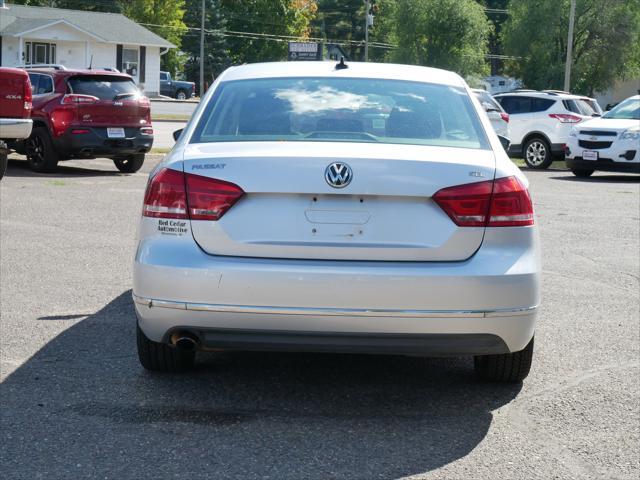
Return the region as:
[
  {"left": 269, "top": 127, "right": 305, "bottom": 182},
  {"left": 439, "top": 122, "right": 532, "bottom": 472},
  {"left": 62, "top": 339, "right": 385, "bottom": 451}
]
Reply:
[{"left": 0, "top": 291, "right": 521, "bottom": 479}]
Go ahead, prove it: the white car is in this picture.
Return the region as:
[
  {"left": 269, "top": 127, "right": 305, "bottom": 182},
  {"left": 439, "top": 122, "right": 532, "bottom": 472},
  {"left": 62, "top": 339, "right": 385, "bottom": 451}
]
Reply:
[
  {"left": 566, "top": 95, "right": 640, "bottom": 177},
  {"left": 494, "top": 90, "right": 597, "bottom": 169},
  {"left": 473, "top": 89, "right": 510, "bottom": 138},
  {"left": 133, "top": 61, "right": 540, "bottom": 382}
]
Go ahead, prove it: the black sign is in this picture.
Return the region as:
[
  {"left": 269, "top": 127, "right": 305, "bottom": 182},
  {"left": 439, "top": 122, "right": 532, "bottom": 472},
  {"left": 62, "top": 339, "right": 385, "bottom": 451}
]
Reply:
[{"left": 288, "top": 42, "right": 322, "bottom": 61}]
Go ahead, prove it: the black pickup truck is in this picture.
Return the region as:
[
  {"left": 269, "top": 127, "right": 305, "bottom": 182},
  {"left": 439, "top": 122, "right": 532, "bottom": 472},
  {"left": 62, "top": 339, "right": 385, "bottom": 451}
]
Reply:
[{"left": 159, "top": 71, "right": 195, "bottom": 100}]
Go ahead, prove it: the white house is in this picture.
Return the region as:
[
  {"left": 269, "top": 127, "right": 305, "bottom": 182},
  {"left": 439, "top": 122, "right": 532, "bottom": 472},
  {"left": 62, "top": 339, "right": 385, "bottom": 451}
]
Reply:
[{"left": 0, "top": 2, "right": 175, "bottom": 96}]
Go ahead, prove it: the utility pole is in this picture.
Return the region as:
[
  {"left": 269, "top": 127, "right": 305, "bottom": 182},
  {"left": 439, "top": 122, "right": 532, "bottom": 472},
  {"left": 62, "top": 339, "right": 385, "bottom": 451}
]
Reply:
[
  {"left": 563, "top": 0, "right": 576, "bottom": 92},
  {"left": 364, "top": 0, "right": 370, "bottom": 62},
  {"left": 199, "top": 0, "right": 205, "bottom": 96}
]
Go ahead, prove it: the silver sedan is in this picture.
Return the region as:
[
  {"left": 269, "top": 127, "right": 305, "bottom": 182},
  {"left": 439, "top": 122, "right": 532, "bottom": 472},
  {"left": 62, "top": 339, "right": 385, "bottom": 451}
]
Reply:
[{"left": 133, "top": 61, "right": 540, "bottom": 382}]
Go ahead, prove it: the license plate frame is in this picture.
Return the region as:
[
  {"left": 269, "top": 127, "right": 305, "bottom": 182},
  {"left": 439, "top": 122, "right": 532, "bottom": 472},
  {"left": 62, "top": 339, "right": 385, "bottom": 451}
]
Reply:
[
  {"left": 107, "top": 127, "right": 126, "bottom": 139},
  {"left": 583, "top": 150, "right": 598, "bottom": 161}
]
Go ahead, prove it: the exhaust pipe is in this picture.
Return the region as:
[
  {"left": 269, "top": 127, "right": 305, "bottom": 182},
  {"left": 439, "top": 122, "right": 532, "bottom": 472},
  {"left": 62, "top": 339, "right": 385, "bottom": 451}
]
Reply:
[{"left": 170, "top": 331, "right": 199, "bottom": 351}]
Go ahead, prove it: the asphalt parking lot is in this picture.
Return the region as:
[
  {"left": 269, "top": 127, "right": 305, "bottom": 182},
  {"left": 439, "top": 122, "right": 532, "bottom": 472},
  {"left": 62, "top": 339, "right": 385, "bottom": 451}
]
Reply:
[{"left": 0, "top": 155, "right": 638, "bottom": 479}]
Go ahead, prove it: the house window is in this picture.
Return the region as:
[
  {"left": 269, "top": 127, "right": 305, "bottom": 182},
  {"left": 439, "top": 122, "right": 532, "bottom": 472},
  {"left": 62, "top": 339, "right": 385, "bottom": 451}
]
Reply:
[
  {"left": 122, "top": 47, "right": 139, "bottom": 77},
  {"left": 25, "top": 42, "right": 56, "bottom": 65}
]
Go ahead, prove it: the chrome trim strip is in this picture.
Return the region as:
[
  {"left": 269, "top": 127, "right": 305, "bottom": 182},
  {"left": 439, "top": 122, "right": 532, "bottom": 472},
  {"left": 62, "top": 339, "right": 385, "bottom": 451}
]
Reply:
[{"left": 132, "top": 294, "right": 537, "bottom": 318}]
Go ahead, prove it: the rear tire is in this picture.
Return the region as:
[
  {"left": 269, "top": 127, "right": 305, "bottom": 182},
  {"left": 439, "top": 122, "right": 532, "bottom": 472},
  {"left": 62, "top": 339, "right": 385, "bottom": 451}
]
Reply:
[
  {"left": 571, "top": 168, "right": 594, "bottom": 178},
  {"left": 114, "top": 154, "right": 145, "bottom": 173},
  {"left": 0, "top": 152, "right": 7, "bottom": 180},
  {"left": 136, "top": 323, "right": 195, "bottom": 373},
  {"left": 176, "top": 89, "right": 187, "bottom": 100},
  {"left": 523, "top": 137, "right": 553, "bottom": 169},
  {"left": 25, "top": 127, "right": 59, "bottom": 173},
  {"left": 474, "top": 337, "right": 534, "bottom": 382}
]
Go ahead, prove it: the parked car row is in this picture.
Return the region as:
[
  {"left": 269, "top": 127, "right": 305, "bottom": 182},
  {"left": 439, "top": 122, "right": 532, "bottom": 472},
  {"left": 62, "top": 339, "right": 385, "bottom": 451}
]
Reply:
[
  {"left": 475, "top": 88, "right": 639, "bottom": 177},
  {"left": 0, "top": 64, "right": 153, "bottom": 177}
]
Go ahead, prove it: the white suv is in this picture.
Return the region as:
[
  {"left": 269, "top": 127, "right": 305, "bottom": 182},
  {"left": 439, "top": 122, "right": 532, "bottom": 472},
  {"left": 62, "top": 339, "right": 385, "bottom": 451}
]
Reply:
[
  {"left": 494, "top": 91, "right": 596, "bottom": 169},
  {"left": 565, "top": 95, "right": 640, "bottom": 177}
]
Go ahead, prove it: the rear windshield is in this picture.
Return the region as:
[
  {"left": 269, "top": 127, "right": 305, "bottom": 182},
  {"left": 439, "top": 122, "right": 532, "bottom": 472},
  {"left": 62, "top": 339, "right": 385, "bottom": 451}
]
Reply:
[
  {"left": 603, "top": 97, "right": 640, "bottom": 120},
  {"left": 67, "top": 75, "right": 139, "bottom": 100},
  {"left": 191, "top": 77, "right": 489, "bottom": 149},
  {"left": 563, "top": 99, "right": 594, "bottom": 116},
  {"left": 474, "top": 90, "right": 503, "bottom": 112}
]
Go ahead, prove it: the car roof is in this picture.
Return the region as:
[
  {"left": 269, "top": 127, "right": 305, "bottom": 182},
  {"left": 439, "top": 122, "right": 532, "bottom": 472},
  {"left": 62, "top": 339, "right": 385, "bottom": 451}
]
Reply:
[
  {"left": 218, "top": 61, "right": 466, "bottom": 87},
  {"left": 25, "top": 68, "right": 132, "bottom": 78},
  {"left": 494, "top": 90, "right": 583, "bottom": 100}
]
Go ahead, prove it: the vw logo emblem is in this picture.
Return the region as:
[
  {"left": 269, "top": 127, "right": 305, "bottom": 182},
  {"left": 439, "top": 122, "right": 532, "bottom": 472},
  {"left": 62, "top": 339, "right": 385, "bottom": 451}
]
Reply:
[{"left": 325, "top": 162, "right": 353, "bottom": 188}]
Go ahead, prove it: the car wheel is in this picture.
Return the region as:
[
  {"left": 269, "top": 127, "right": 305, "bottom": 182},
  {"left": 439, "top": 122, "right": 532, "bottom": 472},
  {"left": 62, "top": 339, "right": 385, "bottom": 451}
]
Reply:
[
  {"left": 176, "top": 90, "right": 187, "bottom": 100},
  {"left": 474, "top": 336, "right": 534, "bottom": 382},
  {"left": 0, "top": 152, "right": 7, "bottom": 180},
  {"left": 25, "top": 127, "right": 59, "bottom": 173},
  {"left": 136, "top": 323, "right": 195, "bottom": 373},
  {"left": 113, "top": 154, "right": 145, "bottom": 173},
  {"left": 523, "top": 137, "right": 553, "bottom": 169},
  {"left": 571, "top": 168, "right": 594, "bottom": 178}
]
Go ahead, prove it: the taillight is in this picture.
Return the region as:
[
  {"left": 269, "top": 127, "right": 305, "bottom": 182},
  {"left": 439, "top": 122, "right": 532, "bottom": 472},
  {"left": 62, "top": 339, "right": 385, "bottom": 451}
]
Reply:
[
  {"left": 61, "top": 94, "right": 99, "bottom": 104},
  {"left": 548, "top": 113, "right": 582, "bottom": 123},
  {"left": 138, "top": 96, "right": 151, "bottom": 125},
  {"left": 142, "top": 168, "right": 244, "bottom": 221},
  {"left": 433, "top": 176, "right": 534, "bottom": 228},
  {"left": 432, "top": 180, "right": 492, "bottom": 227},
  {"left": 500, "top": 112, "right": 509, "bottom": 123},
  {"left": 23, "top": 77, "right": 32, "bottom": 112},
  {"left": 487, "top": 176, "right": 534, "bottom": 226}
]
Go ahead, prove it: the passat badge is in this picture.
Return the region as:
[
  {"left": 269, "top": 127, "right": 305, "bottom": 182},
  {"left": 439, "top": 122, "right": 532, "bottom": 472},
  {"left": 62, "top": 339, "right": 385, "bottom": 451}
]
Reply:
[{"left": 325, "top": 162, "right": 353, "bottom": 188}]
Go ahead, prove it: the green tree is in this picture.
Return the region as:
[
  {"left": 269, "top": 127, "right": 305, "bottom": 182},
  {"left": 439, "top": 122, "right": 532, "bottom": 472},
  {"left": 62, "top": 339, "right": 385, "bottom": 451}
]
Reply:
[
  {"left": 502, "top": 0, "right": 640, "bottom": 95},
  {"left": 118, "top": 0, "right": 188, "bottom": 75},
  {"left": 380, "top": 0, "right": 491, "bottom": 76},
  {"left": 181, "top": 0, "right": 230, "bottom": 93},
  {"left": 219, "top": 0, "right": 317, "bottom": 64},
  {"left": 314, "top": 0, "right": 366, "bottom": 60}
]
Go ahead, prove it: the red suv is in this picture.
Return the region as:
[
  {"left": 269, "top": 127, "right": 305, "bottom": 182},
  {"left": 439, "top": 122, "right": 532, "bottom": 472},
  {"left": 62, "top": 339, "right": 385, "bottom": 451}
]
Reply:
[{"left": 17, "top": 67, "right": 153, "bottom": 173}]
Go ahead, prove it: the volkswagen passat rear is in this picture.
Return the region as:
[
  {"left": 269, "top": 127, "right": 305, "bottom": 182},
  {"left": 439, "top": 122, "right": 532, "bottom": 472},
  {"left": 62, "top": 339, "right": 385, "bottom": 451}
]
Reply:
[{"left": 133, "top": 62, "right": 540, "bottom": 382}]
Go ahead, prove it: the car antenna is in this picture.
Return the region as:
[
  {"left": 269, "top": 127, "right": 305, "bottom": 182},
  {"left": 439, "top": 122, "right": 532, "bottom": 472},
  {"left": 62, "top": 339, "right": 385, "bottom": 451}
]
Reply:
[
  {"left": 88, "top": 54, "right": 93, "bottom": 69},
  {"left": 335, "top": 56, "right": 348, "bottom": 70}
]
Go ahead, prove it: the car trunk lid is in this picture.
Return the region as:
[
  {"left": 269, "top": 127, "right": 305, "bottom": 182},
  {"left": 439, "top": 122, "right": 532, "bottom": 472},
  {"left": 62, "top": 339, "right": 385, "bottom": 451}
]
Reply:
[{"left": 183, "top": 141, "right": 496, "bottom": 261}]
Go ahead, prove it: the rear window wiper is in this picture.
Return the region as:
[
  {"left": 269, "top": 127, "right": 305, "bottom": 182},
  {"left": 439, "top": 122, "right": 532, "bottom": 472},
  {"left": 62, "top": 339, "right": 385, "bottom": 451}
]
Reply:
[{"left": 113, "top": 92, "right": 137, "bottom": 100}]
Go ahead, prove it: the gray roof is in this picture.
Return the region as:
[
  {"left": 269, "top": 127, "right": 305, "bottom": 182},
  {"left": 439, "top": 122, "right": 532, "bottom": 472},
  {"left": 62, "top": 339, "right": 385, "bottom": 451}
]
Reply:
[{"left": 1, "top": 4, "right": 175, "bottom": 48}]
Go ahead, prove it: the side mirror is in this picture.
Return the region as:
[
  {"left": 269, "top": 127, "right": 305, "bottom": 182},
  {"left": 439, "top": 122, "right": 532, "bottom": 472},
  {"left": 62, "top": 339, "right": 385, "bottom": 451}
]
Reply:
[
  {"left": 497, "top": 134, "right": 510, "bottom": 152},
  {"left": 173, "top": 128, "right": 183, "bottom": 142}
]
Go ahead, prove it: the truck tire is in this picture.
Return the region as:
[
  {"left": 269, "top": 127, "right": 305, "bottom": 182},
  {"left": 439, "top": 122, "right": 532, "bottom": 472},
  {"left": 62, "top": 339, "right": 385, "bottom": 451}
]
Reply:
[
  {"left": 523, "top": 137, "right": 553, "bottom": 169},
  {"left": 0, "top": 152, "right": 7, "bottom": 180},
  {"left": 25, "top": 127, "right": 59, "bottom": 173},
  {"left": 176, "top": 89, "right": 187, "bottom": 100},
  {"left": 474, "top": 337, "right": 534, "bottom": 382},
  {"left": 137, "top": 323, "right": 195, "bottom": 373},
  {"left": 113, "top": 154, "right": 145, "bottom": 173}
]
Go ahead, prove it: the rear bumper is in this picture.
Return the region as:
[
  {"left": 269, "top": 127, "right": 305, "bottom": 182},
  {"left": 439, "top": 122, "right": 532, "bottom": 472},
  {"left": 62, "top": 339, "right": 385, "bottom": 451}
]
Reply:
[
  {"left": 53, "top": 127, "right": 153, "bottom": 158},
  {"left": 566, "top": 157, "right": 640, "bottom": 173},
  {"left": 0, "top": 118, "right": 33, "bottom": 140},
  {"left": 133, "top": 220, "right": 540, "bottom": 354}
]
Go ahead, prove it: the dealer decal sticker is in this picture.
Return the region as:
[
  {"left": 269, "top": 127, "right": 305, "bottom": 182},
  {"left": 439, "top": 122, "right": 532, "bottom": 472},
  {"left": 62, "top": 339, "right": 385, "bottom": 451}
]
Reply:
[{"left": 157, "top": 219, "right": 188, "bottom": 236}]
